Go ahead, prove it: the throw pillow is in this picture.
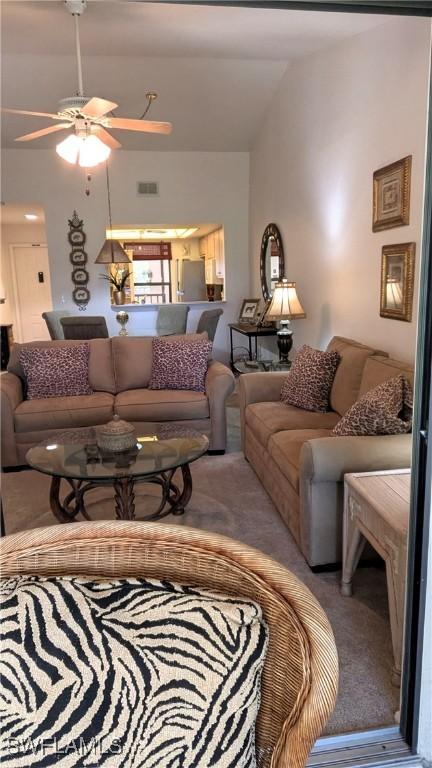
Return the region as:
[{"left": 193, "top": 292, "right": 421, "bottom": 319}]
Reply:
[
  {"left": 19, "top": 344, "right": 93, "bottom": 399},
  {"left": 332, "top": 374, "right": 413, "bottom": 436},
  {"left": 0, "top": 575, "right": 268, "bottom": 768},
  {"left": 280, "top": 345, "right": 340, "bottom": 412},
  {"left": 149, "top": 337, "right": 213, "bottom": 392}
]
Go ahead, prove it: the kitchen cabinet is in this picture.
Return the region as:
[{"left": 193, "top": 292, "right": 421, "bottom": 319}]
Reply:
[{"left": 202, "top": 228, "right": 224, "bottom": 285}]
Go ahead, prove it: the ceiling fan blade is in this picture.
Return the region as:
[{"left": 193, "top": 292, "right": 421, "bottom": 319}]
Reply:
[
  {"left": 2, "top": 107, "right": 66, "bottom": 121},
  {"left": 82, "top": 97, "right": 118, "bottom": 119},
  {"left": 15, "top": 124, "right": 71, "bottom": 142},
  {"left": 106, "top": 117, "right": 172, "bottom": 135},
  {"left": 93, "top": 126, "right": 122, "bottom": 149}
]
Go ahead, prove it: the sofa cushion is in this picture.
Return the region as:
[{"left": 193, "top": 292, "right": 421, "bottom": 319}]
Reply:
[
  {"left": 149, "top": 337, "right": 212, "bottom": 392},
  {"left": 8, "top": 339, "right": 116, "bottom": 395},
  {"left": 246, "top": 401, "right": 340, "bottom": 447},
  {"left": 280, "top": 345, "right": 340, "bottom": 412},
  {"left": 19, "top": 344, "right": 93, "bottom": 399},
  {"left": 268, "top": 428, "right": 334, "bottom": 492},
  {"left": 112, "top": 333, "right": 208, "bottom": 392},
  {"left": 14, "top": 393, "right": 114, "bottom": 433},
  {"left": 359, "top": 355, "right": 414, "bottom": 397},
  {"left": 326, "top": 336, "right": 387, "bottom": 416},
  {"left": 333, "top": 375, "right": 412, "bottom": 437},
  {"left": 115, "top": 388, "right": 209, "bottom": 422},
  {"left": 0, "top": 575, "right": 268, "bottom": 768}
]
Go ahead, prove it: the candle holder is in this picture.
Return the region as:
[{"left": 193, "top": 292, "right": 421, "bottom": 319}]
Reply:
[{"left": 116, "top": 310, "right": 129, "bottom": 336}]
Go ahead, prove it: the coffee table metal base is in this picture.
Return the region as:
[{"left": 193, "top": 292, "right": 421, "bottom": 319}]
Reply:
[{"left": 50, "top": 464, "right": 193, "bottom": 523}]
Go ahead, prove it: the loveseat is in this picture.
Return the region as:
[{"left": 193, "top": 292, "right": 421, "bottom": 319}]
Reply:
[
  {"left": 1, "top": 335, "right": 235, "bottom": 468},
  {"left": 239, "top": 336, "right": 413, "bottom": 568}
]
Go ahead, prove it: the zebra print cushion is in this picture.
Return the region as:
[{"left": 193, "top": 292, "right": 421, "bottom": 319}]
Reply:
[{"left": 0, "top": 576, "right": 268, "bottom": 767}]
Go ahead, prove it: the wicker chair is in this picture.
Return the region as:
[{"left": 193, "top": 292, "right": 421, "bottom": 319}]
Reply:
[{"left": 0, "top": 521, "right": 338, "bottom": 767}]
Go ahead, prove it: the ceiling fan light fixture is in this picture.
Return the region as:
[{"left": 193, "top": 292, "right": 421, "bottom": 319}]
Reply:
[
  {"left": 56, "top": 133, "right": 110, "bottom": 167},
  {"left": 56, "top": 133, "right": 80, "bottom": 164},
  {"left": 78, "top": 134, "right": 111, "bottom": 168}
]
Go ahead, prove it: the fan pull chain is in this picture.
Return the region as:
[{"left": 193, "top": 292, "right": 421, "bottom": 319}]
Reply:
[{"left": 84, "top": 172, "right": 91, "bottom": 197}]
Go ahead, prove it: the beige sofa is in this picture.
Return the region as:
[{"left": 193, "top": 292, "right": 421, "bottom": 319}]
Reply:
[
  {"left": 1, "top": 336, "right": 235, "bottom": 468},
  {"left": 239, "top": 336, "right": 414, "bottom": 568}
]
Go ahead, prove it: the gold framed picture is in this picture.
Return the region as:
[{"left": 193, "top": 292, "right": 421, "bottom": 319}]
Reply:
[
  {"left": 380, "top": 242, "right": 415, "bottom": 322},
  {"left": 373, "top": 155, "right": 411, "bottom": 232}
]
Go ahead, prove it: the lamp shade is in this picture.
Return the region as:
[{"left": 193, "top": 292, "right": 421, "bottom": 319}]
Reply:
[
  {"left": 266, "top": 279, "right": 306, "bottom": 320},
  {"left": 95, "top": 239, "right": 132, "bottom": 264}
]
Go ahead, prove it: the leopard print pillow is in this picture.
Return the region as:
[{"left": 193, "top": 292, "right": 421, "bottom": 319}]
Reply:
[
  {"left": 149, "top": 337, "right": 213, "bottom": 392},
  {"left": 19, "top": 344, "right": 93, "bottom": 400},
  {"left": 333, "top": 375, "right": 413, "bottom": 436},
  {"left": 280, "top": 345, "right": 340, "bottom": 413}
]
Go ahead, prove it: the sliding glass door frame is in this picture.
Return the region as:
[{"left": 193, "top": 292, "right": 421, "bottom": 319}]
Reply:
[{"left": 137, "top": 0, "right": 432, "bottom": 763}]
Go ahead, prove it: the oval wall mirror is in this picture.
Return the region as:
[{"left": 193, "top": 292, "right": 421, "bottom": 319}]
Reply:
[{"left": 259, "top": 223, "right": 285, "bottom": 302}]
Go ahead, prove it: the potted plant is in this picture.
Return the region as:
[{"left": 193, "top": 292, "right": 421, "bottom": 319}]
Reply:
[{"left": 100, "top": 268, "right": 131, "bottom": 305}]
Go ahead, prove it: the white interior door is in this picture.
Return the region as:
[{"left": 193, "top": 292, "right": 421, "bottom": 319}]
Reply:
[{"left": 12, "top": 245, "right": 52, "bottom": 342}]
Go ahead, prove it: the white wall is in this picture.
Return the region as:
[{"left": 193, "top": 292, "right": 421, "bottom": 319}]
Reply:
[
  {"left": 1, "top": 150, "right": 250, "bottom": 361},
  {"left": 0, "top": 221, "right": 48, "bottom": 329},
  {"left": 250, "top": 17, "right": 431, "bottom": 363}
]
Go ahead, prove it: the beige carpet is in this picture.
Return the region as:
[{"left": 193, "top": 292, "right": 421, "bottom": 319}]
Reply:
[{"left": 1, "top": 451, "right": 398, "bottom": 735}]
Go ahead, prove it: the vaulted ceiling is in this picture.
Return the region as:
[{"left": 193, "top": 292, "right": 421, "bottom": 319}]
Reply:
[{"left": 1, "top": 1, "right": 390, "bottom": 151}]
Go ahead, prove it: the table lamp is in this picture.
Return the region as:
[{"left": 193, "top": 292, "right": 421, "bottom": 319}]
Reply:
[{"left": 265, "top": 279, "right": 306, "bottom": 362}]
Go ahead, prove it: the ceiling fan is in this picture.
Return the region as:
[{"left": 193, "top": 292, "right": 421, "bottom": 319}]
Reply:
[{"left": 2, "top": 0, "right": 172, "bottom": 167}]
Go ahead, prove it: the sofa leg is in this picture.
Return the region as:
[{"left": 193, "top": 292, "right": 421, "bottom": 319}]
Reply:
[{"left": 207, "top": 449, "right": 225, "bottom": 456}]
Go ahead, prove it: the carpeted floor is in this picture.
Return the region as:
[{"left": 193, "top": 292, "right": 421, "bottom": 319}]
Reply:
[{"left": 1, "top": 447, "right": 399, "bottom": 735}]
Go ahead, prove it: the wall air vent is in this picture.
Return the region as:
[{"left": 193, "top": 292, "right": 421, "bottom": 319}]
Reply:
[{"left": 137, "top": 181, "right": 159, "bottom": 196}]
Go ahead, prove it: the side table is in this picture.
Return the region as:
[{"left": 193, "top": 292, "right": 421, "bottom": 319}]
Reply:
[
  {"left": 228, "top": 323, "right": 277, "bottom": 371},
  {"left": 341, "top": 469, "right": 410, "bottom": 687}
]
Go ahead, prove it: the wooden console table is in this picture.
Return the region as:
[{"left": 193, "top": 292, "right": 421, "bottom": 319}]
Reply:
[{"left": 341, "top": 469, "right": 410, "bottom": 687}]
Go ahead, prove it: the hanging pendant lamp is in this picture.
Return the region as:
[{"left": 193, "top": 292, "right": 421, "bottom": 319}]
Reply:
[{"left": 95, "top": 164, "right": 131, "bottom": 264}]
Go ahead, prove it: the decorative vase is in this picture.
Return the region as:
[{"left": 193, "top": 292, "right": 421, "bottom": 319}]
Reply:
[
  {"left": 116, "top": 311, "right": 129, "bottom": 336},
  {"left": 113, "top": 290, "right": 126, "bottom": 305}
]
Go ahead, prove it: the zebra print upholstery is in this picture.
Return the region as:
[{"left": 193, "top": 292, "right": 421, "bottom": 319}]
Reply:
[{"left": 0, "top": 575, "right": 269, "bottom": 767}]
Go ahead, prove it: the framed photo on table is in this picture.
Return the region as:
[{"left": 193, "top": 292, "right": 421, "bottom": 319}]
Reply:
[
  {"left": 238, "top": 299, "right": 261, "bottom": 324},
  {"left": 380, "top": 242, "right": 415, "bottom": 322},
  {"left": 372, "top": 155, "right": 411, "bottom": 232}
]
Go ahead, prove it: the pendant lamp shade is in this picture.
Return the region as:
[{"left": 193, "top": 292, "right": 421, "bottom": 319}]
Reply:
[
  {"left": 95, "top": 162, "right": 131, "bottom": 264},
  {"left": 95, "top": 238, "right": 131, "bottom": 264}
]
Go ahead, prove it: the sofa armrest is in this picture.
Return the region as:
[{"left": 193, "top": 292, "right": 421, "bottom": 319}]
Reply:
[
  {"left": 239, "top": 372, "right": 287, "bottom": 450},
  {"left": 205, "top": 360, "right": 235, "bottom": 452},
  {"left": 300, "top": 434, "right": 412, "bottom": 485},
  {"left": 1, "top": 372, "right": 23, "bottom": 467}
]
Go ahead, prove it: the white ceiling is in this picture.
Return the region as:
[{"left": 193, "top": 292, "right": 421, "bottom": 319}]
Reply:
[{"left": 1, "top": 1, "right": 390, "bottom": 151}]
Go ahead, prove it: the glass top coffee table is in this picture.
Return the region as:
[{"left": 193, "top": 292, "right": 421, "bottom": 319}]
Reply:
[{"left": 26, "top": 424, "right": 209, "bottom": 523}]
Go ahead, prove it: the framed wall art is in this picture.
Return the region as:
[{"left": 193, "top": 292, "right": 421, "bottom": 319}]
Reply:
[
  {"left": 238, "top": 299, "right": 261, "bottom": 324},
  {"left": 372, "top": 155, "right": 411, "bottom": 232},
  {"left": 380, "top": 242, "right": 415, "bottom": 322},
  {"left": 68, "top": 210, "right": 90, "bottom": 310}
]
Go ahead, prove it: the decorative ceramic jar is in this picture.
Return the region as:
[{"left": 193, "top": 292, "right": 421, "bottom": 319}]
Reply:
[{"left": 96, "top": 415, "right": 136, "bottom": 452}]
